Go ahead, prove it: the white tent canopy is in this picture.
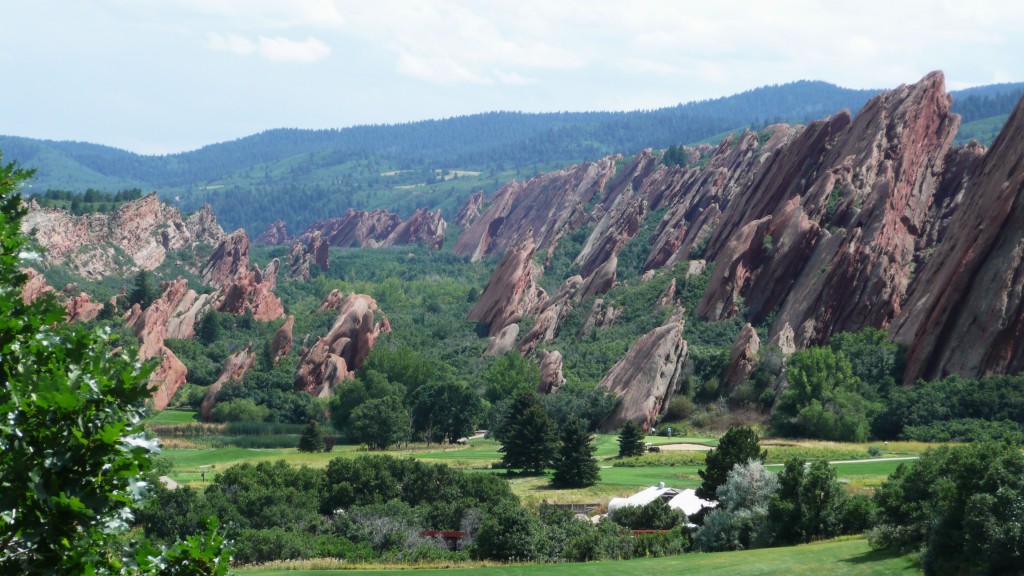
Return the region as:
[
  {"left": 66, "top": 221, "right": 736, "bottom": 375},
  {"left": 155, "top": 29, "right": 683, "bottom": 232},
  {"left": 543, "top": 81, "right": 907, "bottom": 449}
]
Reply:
[{"left": 607, "top": 482, "right": 716, "bottom": 517}]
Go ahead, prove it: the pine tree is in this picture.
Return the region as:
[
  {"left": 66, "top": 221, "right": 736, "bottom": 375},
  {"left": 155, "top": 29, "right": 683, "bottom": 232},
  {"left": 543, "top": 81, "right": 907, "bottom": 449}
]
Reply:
[
  {"left": 297, "top": 419, "right": 326, "bottom": 453},
  {"left": 499, "top": 389, "right": 556, "bottom": 475},
  {"left": 697, "top": 425, "right": 767, "bottom": 500},
  {"left": 551, "top": 417, "right": 600, "bottom": 488},
  {"left": 617, "top": 420, "right": 647, "bottom": 458}
]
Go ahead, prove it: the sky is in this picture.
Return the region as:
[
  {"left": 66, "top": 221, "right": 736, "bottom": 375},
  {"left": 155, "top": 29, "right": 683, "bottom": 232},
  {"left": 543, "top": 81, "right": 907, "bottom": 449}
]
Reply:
[{"left": 2, "top": 0, "right": 1022, "bottom": 155}]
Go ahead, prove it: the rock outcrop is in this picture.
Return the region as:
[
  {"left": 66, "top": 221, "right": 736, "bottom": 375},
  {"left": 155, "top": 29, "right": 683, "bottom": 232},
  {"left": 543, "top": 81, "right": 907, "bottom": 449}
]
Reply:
[
  {"left": 598, "top": 311, "right": 688, "bottom": 431},
  {"left": 454, "top": 191, "right": 484, "bottom": 227},
  {"left": 286, "top": 231, "right": 330, "bottom": 280},
  {"left": 270, "top": 315, "right": 294, "bottom": 364},
  {"left": 537, "top": 349, "right": 566, "bottom": 394},
  {"left": 485, "top": 323, "right": 520, "bottom": 356},
  {"left": 200, "top": 345, "right": 257, "bottom": 420},
  {"left": 295, "top": 293, "right": 391, "bottom": 397},
  {"left": 19, "top": 269, "right": 103, "bottom": 322},
  {"left": 891, "top": 92, "right": 1024, "bottom": 382},
  {"left": 255, "top": 220, "right": 289, "bottom": 245},
  {"left": 295, "top": 208, "right": 446, "bottom": 250},
  {"left": 453, "top": 157, "right": 621, "bottom": 261},
  {"left": 201, "top": 230, "right": 250, "bottom": 288},
  {"left": 722, "top": 323, "right": 760, "bottom": 393},
  {"left": 466, "top": 237, "right": 546, "bottom": 337},
  {"left": 22, "top": 193, "right": 224, "bottom": 278}
]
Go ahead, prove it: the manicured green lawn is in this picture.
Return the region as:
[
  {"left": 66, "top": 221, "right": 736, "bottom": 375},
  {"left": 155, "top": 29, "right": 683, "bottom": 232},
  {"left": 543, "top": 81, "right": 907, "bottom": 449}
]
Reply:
[
  {"left": 239, "top": 537, "right": 919, "bottom": 575},
  {"left": 145, "top": 409, "right": 199, "bottom": 424}
]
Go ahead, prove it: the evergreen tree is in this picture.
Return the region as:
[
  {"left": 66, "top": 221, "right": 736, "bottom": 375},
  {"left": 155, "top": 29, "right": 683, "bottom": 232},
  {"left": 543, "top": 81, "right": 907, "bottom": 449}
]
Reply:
[
  {"left": 499, "top": 389, "right": 556, "bottom": 475},
  {"left": 297, "top": 419, "right": 326, "bottom": 453},
  {"left": 551, "top": 417, "right": 600, "bottom": 488},
  {"left": 128, "top": 269, "right": 158, "bottom": 309},
  {"left": 617, "top": 420, "right": 647, "bottom": 458},
  {"left": 697, "top": 425, "right": 767, "bottom": 500}
]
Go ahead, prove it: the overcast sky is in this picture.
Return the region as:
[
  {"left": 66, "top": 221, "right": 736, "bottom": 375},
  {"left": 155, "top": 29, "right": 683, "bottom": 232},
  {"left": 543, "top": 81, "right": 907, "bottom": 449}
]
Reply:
[{"left": 2, "top": 1, "right": 1022, "bottom": 154}]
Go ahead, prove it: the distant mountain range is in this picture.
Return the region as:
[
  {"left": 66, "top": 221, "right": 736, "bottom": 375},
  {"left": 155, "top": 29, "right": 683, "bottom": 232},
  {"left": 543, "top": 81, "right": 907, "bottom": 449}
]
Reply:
[{"left": 2, "top": 79, "right": 1022, "bottom": 234}]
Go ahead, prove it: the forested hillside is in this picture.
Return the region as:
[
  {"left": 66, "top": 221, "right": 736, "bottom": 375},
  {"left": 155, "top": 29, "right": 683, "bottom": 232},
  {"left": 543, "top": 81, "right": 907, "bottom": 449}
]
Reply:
[{"left": 3, "top": 81, "right": 1021, "bottom": 235}]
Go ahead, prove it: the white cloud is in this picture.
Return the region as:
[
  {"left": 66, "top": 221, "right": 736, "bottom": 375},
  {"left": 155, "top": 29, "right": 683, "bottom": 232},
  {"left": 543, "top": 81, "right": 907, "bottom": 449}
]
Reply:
[
  {"left": 207, "top": 32, "right": 330, "bottom": 63},
  {"left": 206, "top": 32, "right": 256, "bottom": 55},
  {"left": 258, "top": 35, "right": 331, "bottom": 63}
]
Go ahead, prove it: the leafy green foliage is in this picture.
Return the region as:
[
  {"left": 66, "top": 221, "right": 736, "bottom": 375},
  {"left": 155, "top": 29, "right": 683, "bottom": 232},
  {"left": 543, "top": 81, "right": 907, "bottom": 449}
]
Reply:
[
  {"left": 482, "top": 351, "right": 540, "bottom": 403},
  {"left": 872, "top": 374, "right": 1024, "bottom": 440},
  {"left": 409, "top": 380, "right": 483, "bottom": 444},
  {"left": 871, "top": 442, "right": 1024, "bottom": 575},
  {"left": 551, "top": 418, "right": 600, "bottom": 488},
  {"left": 617, "top": 420, "right": 647, "bottom": 458},
  {"left": 695, "top": 461, "right": 778, "bottom": 552},
  {"left": 768, "top": 459, "right": 864, "bottom": 546},
  {"left": 697, "top": 425, "right": 766, "bottom": 500},
  {"left": 471, "top": 502, "right": 548, "bottom": 562},
  {"left": 350, "top": 396, "right": 411, "bottom": 451},
  {"left": 609, "top": 500, "right": 688, "bottom": 531},
  {"left": 0, "top": 152, "right": 227, "bottom": 574},
  {"left": 772, "top": 346, "right": 877, "bottom": 441}
]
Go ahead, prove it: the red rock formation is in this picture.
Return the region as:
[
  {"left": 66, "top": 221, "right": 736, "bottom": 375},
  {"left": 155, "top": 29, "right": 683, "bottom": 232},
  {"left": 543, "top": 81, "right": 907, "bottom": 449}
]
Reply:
[
  {"left": 466, "top": 236, "right": 546, "bottom": 336},
  {"left": 295, "top": 293, "right": 391, "bottom": 397},
  {"left": 454, "top": 191, "right": 484, "bottom": 227},
  {"left": 537, "top": 349, "right": 566, "bottom": 394},
  {"left": 319, "top": 289, "right": 345, "bottom": 311},
  {"left": 722, "top": 323, "right": 760, "bottom": 393},
  {"left": 213, "top": 259, "right": 285, "bottom": 321},
  {"left": 453, "top": 157, "right": 621, "bottom": 261},
  {"left": 381, "top": 208, "right": 446, "bottom": 249},
  {"left": 64, "top": 291, "right": 103, "bottom": 323},
  {"left": 20, "top": 268, "right": 54, "bottom": 305},
  {"left": 149, "top": 347, "right": 187, "bottom": 412},
  {"left": 598, "top": 311, "right": 688, "bottom": 431},
  {"left": 201, "top": 230, "right": 250, "bottom": 288},
  {"left": 657, "top": 278, "right": 677, "bottom": 308},
  {"left": 287, "top": 231, "right": 330, "bottom": 280},
  {"left": 485, "top": 323, "right": 520, "bottom": 356},
  {"left": 200, "top": 345, "right": 257, "bottom": 420},
  {"left": 271, "top": 315, "right": 294, "bottom": 364},
  {"left": 255, "top": 220, "right": 289, "bottom": 245},
  {"left": 891, "top": 93, "right": 1024, "bottom": 382},
  {"left": 22, "top": 193, "right": 224, "bottom": 278},
  {"left": 576, "top": 298, "right": 620, "bottom": 339}
]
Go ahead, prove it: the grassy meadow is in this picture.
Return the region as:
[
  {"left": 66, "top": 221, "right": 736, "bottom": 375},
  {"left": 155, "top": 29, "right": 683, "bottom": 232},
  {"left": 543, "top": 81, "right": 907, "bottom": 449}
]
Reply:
[{"left": 238, "top": 537, "right": 920, "bottom": 575}]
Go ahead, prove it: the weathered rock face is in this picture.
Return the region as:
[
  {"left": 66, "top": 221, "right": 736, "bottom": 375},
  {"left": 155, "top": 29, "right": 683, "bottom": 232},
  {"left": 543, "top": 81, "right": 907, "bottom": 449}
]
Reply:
[
  {"left": 722, "top": 323, "right": 761, "bottom": 393},
  {"left": 296, "top": 208, "right": 446, "bottom": 250},
  {"left": 454, "top": 191, "right": 484, "bottom": 227},
  {"left": 255, "top": 220, "right": 289, "bottom": 245},
  {"left": 891, "top": 93, "right": 1024, "bottom": 382},
  {"left": 149, "top": 347, "right": 187, "bottom": 412},
  {"left": 213, "top": 259, "right": 285, "bottom": 322},
  {"left": 286, "top": 231, "right": 330, "bottom": 280},
  {"left": 466, "top": 237, "right": 546, "bottom": 336},
  {"left": 295, "top": 293, "right": 391, "bottom": 397},
  {"left": 577, "top": 298, "right": 620, "bottom": 339},
  {"left": 485, "top": 323, "right": 520, "bottom": 356},
  {"left": 200, "top": 345, "right": 257, "bottom": 420},
  {"left": 20, "top": 268, "right": 54, "bottom": 305},
  {"left": 271, "top": 315, "right": 295, "bottom": 364},
  {"left": 19, "top": 269, "right": 103, "bottom": 322},
  {"left": 537, "top": 349, "right": 566, "bottom": 394},
  {"left": 125, "top": 280, "right": 198, "bottom": 410},
  {"left": 598, "top": 312, "right": 687, "bottom": 431},
  {"left": 686, "top": 72, "right": 960, "bottom": 350},
  {"left": 201, "top": 230, "right": 250, "bottom": 288},
  {"left": 381, "top": 208, "right": 446, "bottom": 249},
  {"left": 22, "top": 193, "right": 224, "bottom": 278},
  {"left": 201, "top": 230, "right": 285, "bottom": 322},
  {"left": 453, "top": 157, "right": 621, "bottom": 261}
]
